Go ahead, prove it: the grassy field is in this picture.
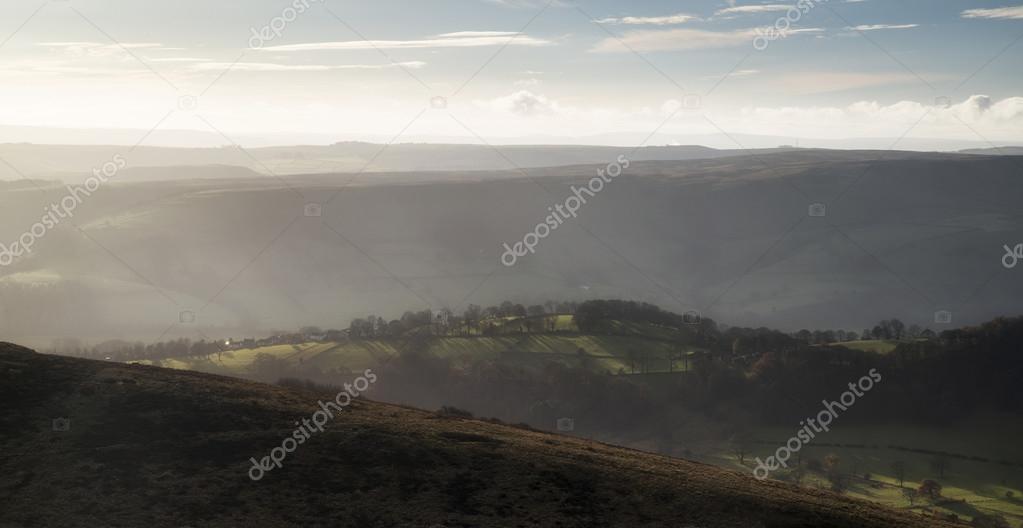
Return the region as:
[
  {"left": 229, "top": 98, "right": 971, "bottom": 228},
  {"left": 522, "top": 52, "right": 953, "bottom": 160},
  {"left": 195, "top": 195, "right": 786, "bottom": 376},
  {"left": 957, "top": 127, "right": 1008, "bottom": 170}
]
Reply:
[
  {"left": 138, "top": 335, "right": 697, "bottom": 377},
  {"left": 708, "top": 419, "right": 1023, "bottom": 527},
  {"left": 831, "top": 340, "right": 901, "bottom": 354},
  {"left": 133, "top": 342, "right": 347, "bottom": 373},
  {"left": 134, "top": 321, "right": 700, "bottom": 377}
]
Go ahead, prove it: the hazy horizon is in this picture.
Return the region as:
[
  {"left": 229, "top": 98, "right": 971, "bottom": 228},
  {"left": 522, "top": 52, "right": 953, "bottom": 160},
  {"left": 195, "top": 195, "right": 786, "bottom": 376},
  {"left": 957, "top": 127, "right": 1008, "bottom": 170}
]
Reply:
[{"left": 1, "top": 124, "right": 1022, "bottom": 151}]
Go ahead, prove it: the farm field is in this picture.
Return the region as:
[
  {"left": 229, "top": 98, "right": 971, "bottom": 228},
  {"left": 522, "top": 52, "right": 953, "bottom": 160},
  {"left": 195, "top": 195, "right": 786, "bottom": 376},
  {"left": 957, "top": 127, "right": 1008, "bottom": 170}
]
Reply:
[
  {"left": 132, "top": 326, "right": 700, "bottom": 378},
  {"left": 835, "top": 340, "right": 901, "bottom": 354},
  {"left": 705, "top": 419, "right": 1023, "bottom": 527}
]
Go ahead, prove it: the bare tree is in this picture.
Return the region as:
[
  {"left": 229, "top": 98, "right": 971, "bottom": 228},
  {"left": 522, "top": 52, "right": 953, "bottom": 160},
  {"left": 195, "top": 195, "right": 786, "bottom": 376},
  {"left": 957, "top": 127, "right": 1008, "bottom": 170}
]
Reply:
[
  {"left": 930, "top": 454, "right": 949, "bottom": 479},
  {"left": 730, "top": 432, "right": 753, "bottom": 465},
  {"left": 891, "top": 460, "right": 906, "bottom": 487}
]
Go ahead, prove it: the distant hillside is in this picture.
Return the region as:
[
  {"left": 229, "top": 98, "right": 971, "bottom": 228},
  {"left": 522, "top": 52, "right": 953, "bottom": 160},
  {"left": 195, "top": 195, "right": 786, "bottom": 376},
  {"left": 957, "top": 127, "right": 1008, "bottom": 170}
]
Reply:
[
  {"left": 127, "top": 315, "right": 701, "bottom": 380},
  {"left": 3, "top": 150, "right": 1022, "bottom": 346},
  {"left": 0, "top": 178, "right": 60, "bottom": 190},
  {"left": 959, "top": 147, "right": 1023, "bottom": 156},
  {"left": 0, "top": 342, "right": 953, "bottom": 527},
  {"left": 0, "top": 142, "right": 745, "bottom": 183}
]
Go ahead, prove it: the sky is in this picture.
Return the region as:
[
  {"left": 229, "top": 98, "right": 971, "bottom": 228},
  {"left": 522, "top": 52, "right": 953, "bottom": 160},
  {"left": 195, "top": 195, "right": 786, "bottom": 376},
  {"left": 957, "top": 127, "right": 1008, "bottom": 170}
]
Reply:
[{"left": 0, "top": 0, "right": 1022, "bottom": 147}]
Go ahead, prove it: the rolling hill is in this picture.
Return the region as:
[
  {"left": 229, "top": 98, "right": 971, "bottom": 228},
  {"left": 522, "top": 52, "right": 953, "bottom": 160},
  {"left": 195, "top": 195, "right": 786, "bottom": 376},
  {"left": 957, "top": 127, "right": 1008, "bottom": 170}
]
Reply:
[
  {"left": 132, "top": 317, "right": 703, "bottom": 379},
  {"left": 0, "top": 142, "right": 742, "bottom": 183},
  {"left": 0, "top": 342, "right": 955, "bottom": 527},
  {"left": 2, "top": 150, "right": 1022, "bottom": 348}
]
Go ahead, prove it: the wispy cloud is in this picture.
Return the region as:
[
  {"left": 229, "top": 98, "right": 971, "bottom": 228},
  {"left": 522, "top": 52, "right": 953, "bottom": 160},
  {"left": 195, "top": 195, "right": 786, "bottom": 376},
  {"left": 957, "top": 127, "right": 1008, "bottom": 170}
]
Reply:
[
  {"left": 699, "top": 69, "right": 760, "bottom": 80},
  {"left": 38, "top": 42, "right": 165, "bottom": 58},
  {"left": 848, "top": 24, "right": 919, "bottom": 31},
  {"left": 193, "top": 61, "right": 426, "bottom": 71},
  {"left": 591, "top": 26, "right": 827, "bottom": 52},
  {"left": 149, "top": 57, "right": 210, "bottom": 63},
  {"left": 591, "top": 28, "right": 757, "bottom": 52},
  {"left": 481, "top": 0, "right": 570, "bottom": 7},
  {"left": 0, "top": 59, "right": 154, "bottom": 76},
  {"left": 715, "top": 4, "right": 792, "bottom": 16},
  {"left": 38, "top": 41, "right": 163, "bottom": 49},
  {"left": 435, "top": 31, "right": 519, "bottom": 38},
  {"left": 961, "top": 5, "right": 1023, "bottom": 20},
  {"left": 261, "top": 32, "right": 551, "bottom": 51},
  {"left": 595, "top": 14, "right": 697, "bottom": 25}
]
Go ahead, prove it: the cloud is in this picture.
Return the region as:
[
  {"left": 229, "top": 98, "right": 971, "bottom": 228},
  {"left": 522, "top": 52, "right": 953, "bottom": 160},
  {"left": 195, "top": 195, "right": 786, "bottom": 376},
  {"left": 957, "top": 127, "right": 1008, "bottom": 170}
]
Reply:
[
  {"left": 0, "top": 60, "right": 153, "bottom": 76},
  {"left": 848, "top": 24, "right": 919, "bottom": 31},
  {"left": 434, "top": 31, "right": 519, "bottom": 38},
  {"left": 591, "top": 28, "right": 758, "bottom": 52},
  {"left": 486, "top": 90, "right": 557, "bottom": 116},
  {"left": 783, "top": 28, "right": 827, "bottom": 35},
  {"left": 261, "top": 32, "right": 551, "bottom": 51},
  {"left": 961, "top": 5, "right": 1023, "bottom": 20},
  {"left": 38, "top": 42, "right": 165, "bottom": 58},
  {"left": 698, "top": 69, "right": 760, "bottom": 80},
  {"left": 715, "top": 4, "right": 792, "bottom": 15},
  {"left": 454, "top": 93, "right": 1023, "bottom": 144},
  {"left": 38, "top": 41, "right": 162, "bottom": 49},
  {"left": 590, "top": 26, "right": 823, "bottom": 52},
  {"left": 149, "top": 57, "right": 211, "bottom": 63},
  {"left": 193, "top": 62, "right": 426, "bottom": 71},
  {"left": 738, "top": 95, "right": 1023, "bottom": 134},
  {"left": 481, "top": 0, "right": 570, "bottom": 7},
  {"left": 595, "top": 14, "right": 697, "bottom": 25}
]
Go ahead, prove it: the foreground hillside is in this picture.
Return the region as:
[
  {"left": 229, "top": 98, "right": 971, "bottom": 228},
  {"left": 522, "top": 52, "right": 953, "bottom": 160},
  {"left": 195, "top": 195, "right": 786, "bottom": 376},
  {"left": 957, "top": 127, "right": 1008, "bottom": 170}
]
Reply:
[{"left": 0, "top": 343, "right": 954, "bottom": 527}]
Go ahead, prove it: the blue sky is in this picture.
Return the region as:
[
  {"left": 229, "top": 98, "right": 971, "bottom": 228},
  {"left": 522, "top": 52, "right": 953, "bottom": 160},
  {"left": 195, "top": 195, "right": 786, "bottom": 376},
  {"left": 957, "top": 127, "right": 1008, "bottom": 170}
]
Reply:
[{"left": 0, "top": 0, "right": 1021, "bottom": 146}]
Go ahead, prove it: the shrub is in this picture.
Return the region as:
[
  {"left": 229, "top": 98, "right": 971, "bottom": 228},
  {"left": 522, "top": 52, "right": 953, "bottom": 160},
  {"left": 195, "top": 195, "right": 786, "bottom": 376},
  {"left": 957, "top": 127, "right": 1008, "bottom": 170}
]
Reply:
[
  {"left": 971, "top": 513, "right": 1011, "bottom": 528},
  {"left": 436, "top": 405, "right": 474, "bottom": 418},
  {"left": 918, "top": 479, "right": 942, "bottom": 499},
  {"left": 277, "top": 377, "right": 338, "bottom": 392}
]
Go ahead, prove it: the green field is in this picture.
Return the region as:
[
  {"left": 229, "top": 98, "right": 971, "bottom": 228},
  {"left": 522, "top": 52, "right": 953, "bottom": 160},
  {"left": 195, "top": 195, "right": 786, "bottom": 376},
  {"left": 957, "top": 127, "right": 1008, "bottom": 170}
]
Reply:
[
  {"left": 833, "top": 339, "right": 935, "bottom": 355},
  {"left": 708, "top": 419, "right": 1023, "bottom": 527},
  {"left": 133, "top": 324, "right": 699, "bottom": 378},
  {"left": 831, "top": 340, "right": 901, "bottom": 354}
]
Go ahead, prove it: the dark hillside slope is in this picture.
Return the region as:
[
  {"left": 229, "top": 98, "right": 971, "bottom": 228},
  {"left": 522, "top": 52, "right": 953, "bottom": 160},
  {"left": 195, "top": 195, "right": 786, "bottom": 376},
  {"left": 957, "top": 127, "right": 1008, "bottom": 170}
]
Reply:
[{"left": 0, "top": 342, "right": 953, "bottom": 528}]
